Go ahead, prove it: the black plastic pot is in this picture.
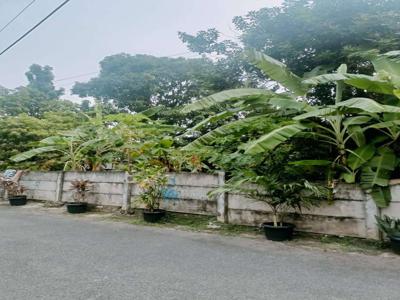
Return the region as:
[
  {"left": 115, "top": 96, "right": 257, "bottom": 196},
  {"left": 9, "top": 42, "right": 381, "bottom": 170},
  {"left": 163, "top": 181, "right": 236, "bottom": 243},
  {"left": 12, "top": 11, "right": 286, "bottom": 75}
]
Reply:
[
  {"left": 389, "top": 236, "right": 400, "bottom": 254},
  {"left": 262, "top": 222, "right": 295, "bottom": 241},
  {"left": 66, "top": 202, "right": 88, "bottom": 214},
  {"left": 143, "top": 209, "right": 166, "bottom": 223},
  {"left": 8, "top": 195, "right": 27, "bottom": 206}
]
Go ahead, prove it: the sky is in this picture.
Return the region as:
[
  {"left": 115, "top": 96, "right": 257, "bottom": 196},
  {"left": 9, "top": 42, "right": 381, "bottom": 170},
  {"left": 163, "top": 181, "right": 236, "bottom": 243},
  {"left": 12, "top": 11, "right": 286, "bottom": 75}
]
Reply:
[{"left": 0, "top": 0, "right": 281, "bottom": 101}]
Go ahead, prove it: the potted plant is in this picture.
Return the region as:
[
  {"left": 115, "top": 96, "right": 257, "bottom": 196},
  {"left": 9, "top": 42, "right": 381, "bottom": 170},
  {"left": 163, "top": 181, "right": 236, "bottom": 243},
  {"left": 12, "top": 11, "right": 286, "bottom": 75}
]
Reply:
[
  {"left": 212, "top": 173, "right": 326, "bottom": 241},
  {"left": 135, "top": 166, "right": 168, "bottom": 222},
  {"left": 66, "top": 179, "right": 92, "bottom": 214},
  {"left": 376, "top": 215, "right": 400, "bottom": 254},
  {"left": 0, "top": 179, "right": 27, "bottom": 206}
]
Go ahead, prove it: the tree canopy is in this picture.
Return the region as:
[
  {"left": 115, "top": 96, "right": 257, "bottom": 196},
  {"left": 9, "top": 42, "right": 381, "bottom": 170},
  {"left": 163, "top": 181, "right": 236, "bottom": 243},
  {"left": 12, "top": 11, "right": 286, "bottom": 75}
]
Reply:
[
  {"left": 180, "top": 0, "right": 400, "bottom": 104},
  {"left": 0, "top": 64, "right": 66, "bottom": 117},
  {"left": 72, "top": 54, "right": 243, "bottom": 112}
]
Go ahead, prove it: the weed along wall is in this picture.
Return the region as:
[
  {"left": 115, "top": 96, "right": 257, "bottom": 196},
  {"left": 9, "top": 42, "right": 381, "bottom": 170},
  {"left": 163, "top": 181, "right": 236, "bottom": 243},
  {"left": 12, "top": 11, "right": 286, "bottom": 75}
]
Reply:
[{"left": 2, "top": 171, "right": 400, "bottom": 240}]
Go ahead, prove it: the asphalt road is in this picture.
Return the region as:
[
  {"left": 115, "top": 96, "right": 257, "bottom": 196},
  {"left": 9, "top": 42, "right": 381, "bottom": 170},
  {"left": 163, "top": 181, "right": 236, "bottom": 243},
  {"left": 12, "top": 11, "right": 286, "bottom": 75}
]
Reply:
[{"left": 0, "top": 205, "right": 399, "bottom": 300}]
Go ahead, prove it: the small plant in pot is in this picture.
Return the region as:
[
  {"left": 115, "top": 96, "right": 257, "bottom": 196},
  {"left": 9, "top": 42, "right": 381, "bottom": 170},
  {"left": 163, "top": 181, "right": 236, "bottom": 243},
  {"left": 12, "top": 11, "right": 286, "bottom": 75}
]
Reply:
[
  {"left": 66, "top": 179, "right": 92, "bottom": 214},
  {"left": 0, "top": 179, "right": 27, "bottom": 206},
  {"left": 212, "top": 173, "right": 326, "bottom": 241},
  {"left": 376, "top": 215, "right": 400, "bottom": 254},
  {"left": 135, "top": 166, "right": 168, "bottom": 223}
]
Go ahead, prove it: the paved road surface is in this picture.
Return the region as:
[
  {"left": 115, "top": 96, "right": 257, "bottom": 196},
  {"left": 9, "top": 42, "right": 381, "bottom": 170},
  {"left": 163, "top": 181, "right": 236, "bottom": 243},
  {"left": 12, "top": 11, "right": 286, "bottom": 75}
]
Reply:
[{"left": 0, "top": 205, "right": 399, "bottom": 300}]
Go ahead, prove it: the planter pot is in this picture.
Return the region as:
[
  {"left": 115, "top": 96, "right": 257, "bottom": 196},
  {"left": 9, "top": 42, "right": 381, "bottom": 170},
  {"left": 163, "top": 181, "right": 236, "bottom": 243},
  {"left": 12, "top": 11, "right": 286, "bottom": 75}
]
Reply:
[
  {"left": 8, "top": 195, "right": 27, "bottom": 206},
  {"left": 66, "top": 202, "right": 88, "bottom": 214},
  {"left": 389, "top": 236, "right": 400, "bottom": 254},
  {"left": 262, "top": 222, "right": 295, "bottom": 241},
  {"left": 143, "top": 209, "right": 166, "bottom": 223}
]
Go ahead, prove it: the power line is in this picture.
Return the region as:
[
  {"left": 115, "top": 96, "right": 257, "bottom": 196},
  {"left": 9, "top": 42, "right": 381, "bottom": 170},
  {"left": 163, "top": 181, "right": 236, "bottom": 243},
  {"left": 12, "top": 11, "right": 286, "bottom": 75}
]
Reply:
[
  {"left": 0, "top": 0, "right": 71, "bottom": 57},
  {"left": 0, "top": 0, "right": 37, "bottom": 34},
  {"left": 55, "top": 71, "right": 98, "bottom": 82}
]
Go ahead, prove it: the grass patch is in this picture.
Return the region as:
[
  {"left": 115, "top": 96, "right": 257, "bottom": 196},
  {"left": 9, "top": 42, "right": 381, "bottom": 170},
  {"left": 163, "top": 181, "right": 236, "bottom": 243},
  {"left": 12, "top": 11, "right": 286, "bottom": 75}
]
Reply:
[
  {"left": 291, "top": 232, "right": 391, "bottom": 254},
  {"left": 108, "top": 210, "right": 260, "bottom": 236},
  {"left": 107, "top": 210, "right": 393, "bottom": 255}
]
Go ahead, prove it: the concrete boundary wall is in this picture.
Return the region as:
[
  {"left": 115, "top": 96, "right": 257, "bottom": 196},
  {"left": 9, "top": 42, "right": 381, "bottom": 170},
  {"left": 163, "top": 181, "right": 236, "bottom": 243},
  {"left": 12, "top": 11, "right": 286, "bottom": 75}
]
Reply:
[
  {"left": 1, "top": 171, "right": 399, "bottom": 240},
  {"left": 3, "top": 171, "right": 220, "bottom": 216},
  {"left": 227, "top": 184, "right": 379, "bottom": 239}
]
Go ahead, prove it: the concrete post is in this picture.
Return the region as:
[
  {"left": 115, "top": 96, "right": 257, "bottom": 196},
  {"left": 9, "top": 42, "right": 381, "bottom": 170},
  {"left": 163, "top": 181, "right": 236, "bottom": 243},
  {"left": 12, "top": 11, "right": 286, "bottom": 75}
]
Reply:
[
  {"left": 216, "top": 171, "right": 228, "bottom": 223},
  {"left": 55, "top": 171, "right": 64, "bottom": 203},
  {"left": 121, "top": 172, "right": 132, "bottom": 214},
  {"left": 364, "top": 193, "right": 380, "bottom": 240}
]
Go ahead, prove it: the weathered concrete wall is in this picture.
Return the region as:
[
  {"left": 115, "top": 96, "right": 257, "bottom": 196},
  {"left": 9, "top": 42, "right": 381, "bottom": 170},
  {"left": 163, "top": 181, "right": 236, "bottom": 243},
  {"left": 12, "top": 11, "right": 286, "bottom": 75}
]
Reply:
[
  {"left": 227, "top": 184, "right": 380, "bottom": 239},
  {"left": 131, "top": 172, "right": 218, "bottom": 215},
  {"left": 382, "top": 185, "right": 400, "bottom": 218},
  {"left": 62, "top": 172, "right": 125, "bottom": 207},
  {"left": 14, "top": 171, "right": 219, "bottom": 216},
  {"left": 5, "top": 171, "right": 400, "bottom": 239},
  {"left": 20, "top": 171, "right": 60, "bottom": 202}
]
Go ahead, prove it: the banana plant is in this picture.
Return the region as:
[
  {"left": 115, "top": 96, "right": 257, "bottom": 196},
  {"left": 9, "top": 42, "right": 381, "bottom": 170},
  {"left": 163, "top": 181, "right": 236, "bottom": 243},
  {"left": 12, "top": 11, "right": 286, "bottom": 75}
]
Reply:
[
  {"left": 11, "top": 127, "right": 94, "bottom": 171},
  {"left": 182, "top": 49, "right": 400, "bottom": 207}
]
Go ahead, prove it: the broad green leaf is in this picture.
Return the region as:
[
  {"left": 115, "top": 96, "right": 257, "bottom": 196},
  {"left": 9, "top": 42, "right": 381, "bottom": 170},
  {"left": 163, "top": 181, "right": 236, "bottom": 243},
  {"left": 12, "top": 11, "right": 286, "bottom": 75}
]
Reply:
[
  {"left": 347, "top": 125, "right": 365, "bottom": 147},
  {"left": 245, "top": 123, "right": 306, "bottom": 154},
  {"left": 347, "top": 144, "right": 375, "bottom": 171},
  {"left": 183, "top": 116, "right": 266, "bottom": 150},
  {"left": 181, "top": 88, "right": 274, "bottom": 113},
  {"left": 369, "top": 148, "right": 396, "bottom": 171},
  {"left": 41, "top": 136, "right": 67, "bottom": 145},
  {"left": 11, "top": 146, "right": 60, "bottom": 162},
  {"left": 366, "top": 120, "right": 400, "bottom": 129},
  {"left": 268, "top": 97, "right": 311, "bottom": 112},
  {"left": 304, "top": 73, "right": 396, "bottom": 95},
  {"left": 361, "top": 147, "right": 396, "bottom": 192},
  {"left": 294, "top": 107, "right": 337, "bottom": 120},
  {"left": 290, "top": 160, "right": 332, "bottom": 166},
  {"left": 372, "top": 54, "right": 400, "bottom": 85},
  {"left": 189, "top": 110, "right": 235, "bottom": 132},
  {"left": 302, "top": 73, "right": 347, "bottom": 85},
  {"left": 246, "top": 49, "right": 309, "bottom": 96},
  {"left": 341, "top": 172, "right": 355, "bottom": 184},
  {"left": 370, "top": 186, "right": 391, "bottom": 208},
  {"left": 345, "top": 74, "right": 395, "bottom": 95},
  {"left": 361, "top": 167, "right": 389, "bottom": 188},
  {"left": 343, "top": 116, "right": 372, "bottom": 127},
  {"left": 302, "top": 65, "right": 332, "bottom": 79},
  {"left": 394, "top": 90, "right": 400, "bottom": 99},
  {"left": 337, "top": 98, "right": 400, "bottom": 113}
]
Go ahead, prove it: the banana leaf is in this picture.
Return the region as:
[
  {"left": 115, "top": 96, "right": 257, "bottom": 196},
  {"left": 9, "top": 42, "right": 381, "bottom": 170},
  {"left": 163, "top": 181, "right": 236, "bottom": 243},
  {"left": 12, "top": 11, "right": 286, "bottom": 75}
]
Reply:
[
  {"left": 245, "top": 123, "right": 306, "bottom": 154},
  {"left": 11, "top": 146, "right": 60, "bottom": 162},
  {"left": 181, "top": 88, "right": 274, "bottom": 113},
  {"left": 246, "top": 49, "right": 309, "bottom": 97},
  {"left": 370, "top": 186, "right": 391, "bottom": 208},
  {"left": 347, "top": 144, "right": 375, "bottom": 171}
]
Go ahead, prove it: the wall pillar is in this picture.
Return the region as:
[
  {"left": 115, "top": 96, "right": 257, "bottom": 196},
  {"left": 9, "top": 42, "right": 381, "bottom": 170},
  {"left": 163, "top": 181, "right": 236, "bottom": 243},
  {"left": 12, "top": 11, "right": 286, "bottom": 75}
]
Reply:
[
  {"left": 216, "top": 171, "right": 228, "bottom": 223},
  {"left": 121, "top": 172, "right": 132, "bottom": 214},
  {"left": 55, "top": 171, "right": 64, "bottom": 203},
  {"left": 364, "top": 193, "right": 380, "bottom": 240}
]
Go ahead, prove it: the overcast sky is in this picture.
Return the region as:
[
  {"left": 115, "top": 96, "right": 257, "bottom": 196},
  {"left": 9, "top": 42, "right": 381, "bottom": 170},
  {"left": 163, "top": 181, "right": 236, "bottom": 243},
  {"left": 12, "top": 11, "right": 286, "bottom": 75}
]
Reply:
[{"left": 0, "top": 0, "right": 281, "bottom": 100}]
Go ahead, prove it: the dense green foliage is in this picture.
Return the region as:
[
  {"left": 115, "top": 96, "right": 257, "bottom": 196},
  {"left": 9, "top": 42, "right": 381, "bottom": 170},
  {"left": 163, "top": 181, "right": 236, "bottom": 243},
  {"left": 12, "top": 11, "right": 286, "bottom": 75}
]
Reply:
[
  {"left": 3, "top": 0, "right": 400, "bottom": 214},
  {"left": 72, "top": 54, "right": 242, "bottom": 112},
  {"left": 180, "top": 0, "right": 400, "bottom": 104}
]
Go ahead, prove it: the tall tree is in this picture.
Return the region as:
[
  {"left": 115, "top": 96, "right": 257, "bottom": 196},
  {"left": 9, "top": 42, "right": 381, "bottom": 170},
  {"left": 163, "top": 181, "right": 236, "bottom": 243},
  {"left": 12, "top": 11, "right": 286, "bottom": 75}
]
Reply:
[
  {"left": 233, "top": 0, "right": 400, "bottom": 75},
  {"left": 0, "top": 64, "right": 66, "bottom": 117},
  {"left": 72, "top": 54, "right": 242, "bottom": 113},
  {"left": 180, "top": 0, "right": 400, "bottom": 104},
  {"left": 25, "top": 64, "right": 64, "bottom": 99}
]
